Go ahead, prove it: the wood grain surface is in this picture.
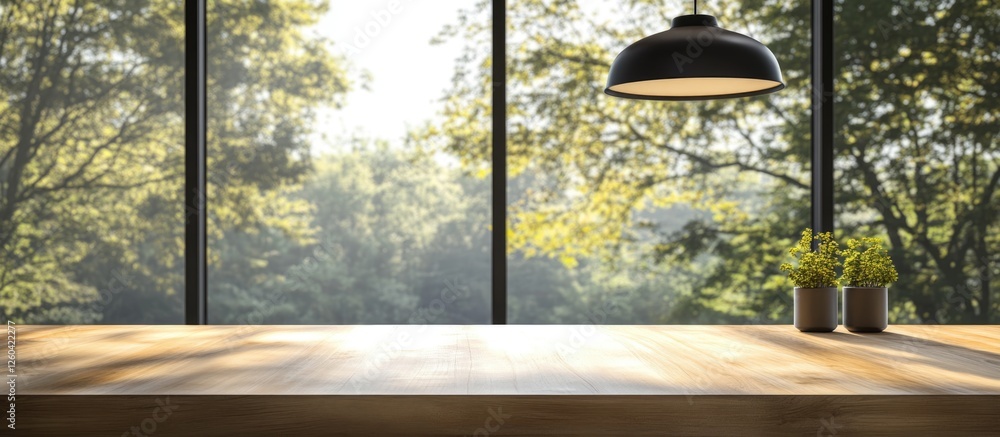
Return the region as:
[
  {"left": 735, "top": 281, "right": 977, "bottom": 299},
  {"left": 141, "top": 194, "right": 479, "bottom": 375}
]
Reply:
[
  {"left": 12, "top": 325, "right": 1000, "bottom": 436},
  {"left": 18, "top": 325, "right": 1000, "bottom": 395},
  {"left": 17, "top": 395, "right": 1000, "bottom": 436}
]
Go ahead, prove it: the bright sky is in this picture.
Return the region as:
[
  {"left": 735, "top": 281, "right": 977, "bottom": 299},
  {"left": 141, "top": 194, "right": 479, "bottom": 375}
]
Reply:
[{"left": 308, "top": 0, "right": 470, "bottom": 154}]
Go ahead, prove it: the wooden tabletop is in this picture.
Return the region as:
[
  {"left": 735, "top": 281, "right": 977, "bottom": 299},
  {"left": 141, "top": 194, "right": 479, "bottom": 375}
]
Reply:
[{"left": 18, "top": 324, "right": 1000, "bottom": 396}]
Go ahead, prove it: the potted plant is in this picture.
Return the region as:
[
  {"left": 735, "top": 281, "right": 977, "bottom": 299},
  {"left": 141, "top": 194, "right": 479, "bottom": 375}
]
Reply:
[
  {"left": 839, "top": 237, "right": 898, "bottom": 333},
  {"left": 780, "top": 229, "right": 840, "bottom": 332}
]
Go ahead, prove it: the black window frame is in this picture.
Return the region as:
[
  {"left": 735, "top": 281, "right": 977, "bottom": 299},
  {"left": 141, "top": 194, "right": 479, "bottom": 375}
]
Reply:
[{"left": 182, "top": 0, "right": 835, "bottom": 325}]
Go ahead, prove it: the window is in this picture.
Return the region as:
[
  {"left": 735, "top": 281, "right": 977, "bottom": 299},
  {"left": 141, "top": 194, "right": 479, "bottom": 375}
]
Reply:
[
  {"left": 206, "top": 0, "right": 491, "bottom": 323},
  {"left": 3, "top": 0, "right": 996, "bottom": 325},
  {"left": 835, "top": 0, "right": 999, "bottom": 323},
  {"left": 1, "top": 1, "right": 185, "bottom": 323},
  {"left": 492, "top": 0, "right": 811, "bottom": 323}
]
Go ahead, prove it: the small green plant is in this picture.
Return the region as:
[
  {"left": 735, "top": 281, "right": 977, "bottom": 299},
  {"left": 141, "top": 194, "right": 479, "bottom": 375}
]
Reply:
[
  {"left": 839, "top": 237, "right": 898, "bottom": 287},
  {"left": 780, "top": 228, "right": 840, "bottom": 288}
]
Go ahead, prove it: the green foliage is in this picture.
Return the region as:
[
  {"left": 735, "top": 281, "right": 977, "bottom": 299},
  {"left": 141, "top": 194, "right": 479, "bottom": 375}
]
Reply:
[
  {"left": 2, "top": 0, "right": 997, "bottom": 325},
  {"left": 427, "top": 0, "right": 997, "bottom": 322},
  {"left": 840, "top": 237, "right": 899, "bottom": 288},
  {"left": 210, "top": 146, "right": 493, "bottom": 323},
  {"left": 0, "top": 0, "right": 347, "bottom": 322},
  {"left": 779, "top": 229, "right": 840, "bottom": 289},
  {"left": 833, "top": 1, "right": 998, "bottom": 321}
]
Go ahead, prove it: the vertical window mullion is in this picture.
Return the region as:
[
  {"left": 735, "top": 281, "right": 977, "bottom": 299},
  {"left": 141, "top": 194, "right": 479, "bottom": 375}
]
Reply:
[
  {"left": 185, "top": 0, "right": 207, "bottom": 325},
  {"left": 491, "top": 0, "right": 508, "bottom": 324},
  {"left": 811, "top": 0, "right": 834, "bottom": 236}
]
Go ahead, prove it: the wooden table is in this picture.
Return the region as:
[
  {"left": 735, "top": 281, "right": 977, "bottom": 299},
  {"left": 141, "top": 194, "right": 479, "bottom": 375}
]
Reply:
[{"left": 14, "top": 325, "right": 1000, "bottom": 435}]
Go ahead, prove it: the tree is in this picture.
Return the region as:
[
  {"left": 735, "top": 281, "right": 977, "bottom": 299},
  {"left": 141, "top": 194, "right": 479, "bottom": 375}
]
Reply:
[
  {"left": 210, "top": 145, "right": 492, "bottom": 324},
  {"left": 0, "top": 0, "right": 348, "bottom": 322},
  {"left": 426, "top": 0, "right": 997, "bottom": 322},
  {"left": 835, "top": 0, "right": 999, "bottom": 323}
]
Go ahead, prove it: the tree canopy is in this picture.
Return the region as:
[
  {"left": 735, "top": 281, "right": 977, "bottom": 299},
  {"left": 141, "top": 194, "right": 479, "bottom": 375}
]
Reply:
[
  {"left": 2, "top": 0, "right": 996, "bottom": 324},
  {"left": 1, "top": 0, "right": 347, "bottom": 322},
  {"left": 426, "top": 0, "right": 997, "bottom": 322}
]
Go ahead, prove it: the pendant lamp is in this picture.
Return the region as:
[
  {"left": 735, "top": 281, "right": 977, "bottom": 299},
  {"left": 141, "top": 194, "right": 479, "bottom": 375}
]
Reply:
[{"left": 605, "top": 0, "right": 784, "bottom": 100}]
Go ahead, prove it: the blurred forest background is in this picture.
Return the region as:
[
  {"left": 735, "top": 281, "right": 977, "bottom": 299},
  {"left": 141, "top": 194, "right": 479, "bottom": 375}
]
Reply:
[{"left": 1, "top": 0, "right": 996, "bottom": 324}]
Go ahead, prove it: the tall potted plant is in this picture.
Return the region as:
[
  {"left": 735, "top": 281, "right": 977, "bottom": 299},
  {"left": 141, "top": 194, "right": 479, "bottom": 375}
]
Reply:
[
  {"left": 780, "top": 229, "right": 840, "bottom": 332},
  {"left": 840, "top": 237, "right": 898, "bottom": 333}
]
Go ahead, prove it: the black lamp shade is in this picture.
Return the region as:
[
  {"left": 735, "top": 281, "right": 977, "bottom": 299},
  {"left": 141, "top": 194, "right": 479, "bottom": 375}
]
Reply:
[{"left": 605, "top": 15, "right": 785, "bottom": 100}]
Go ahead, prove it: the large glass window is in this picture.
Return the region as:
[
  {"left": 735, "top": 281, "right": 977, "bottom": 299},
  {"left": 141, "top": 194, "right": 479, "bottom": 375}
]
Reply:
[
  {"left": 4, "top": 0, "right": 995, "bottom": 325},
  {"left": 835, "top": 0, "right": 999, "bottom": 323},
  {"left": 206, "top": 0, "right": 491, "bottom": 323},
  {"left": 1, "top": 1, "right": 185, "bottom": 323},
  {"left": 429, "top": 0, "right": 812, "bottom": 323}
]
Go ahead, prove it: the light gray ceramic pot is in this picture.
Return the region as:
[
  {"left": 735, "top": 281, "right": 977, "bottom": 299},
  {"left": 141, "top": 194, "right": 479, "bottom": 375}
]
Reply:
[
  {"left": 794, "top": 287, "right": 838, "bottom": 332},
  {"left": 843, "top": 286, "right": 888, "bottom": 333}
]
